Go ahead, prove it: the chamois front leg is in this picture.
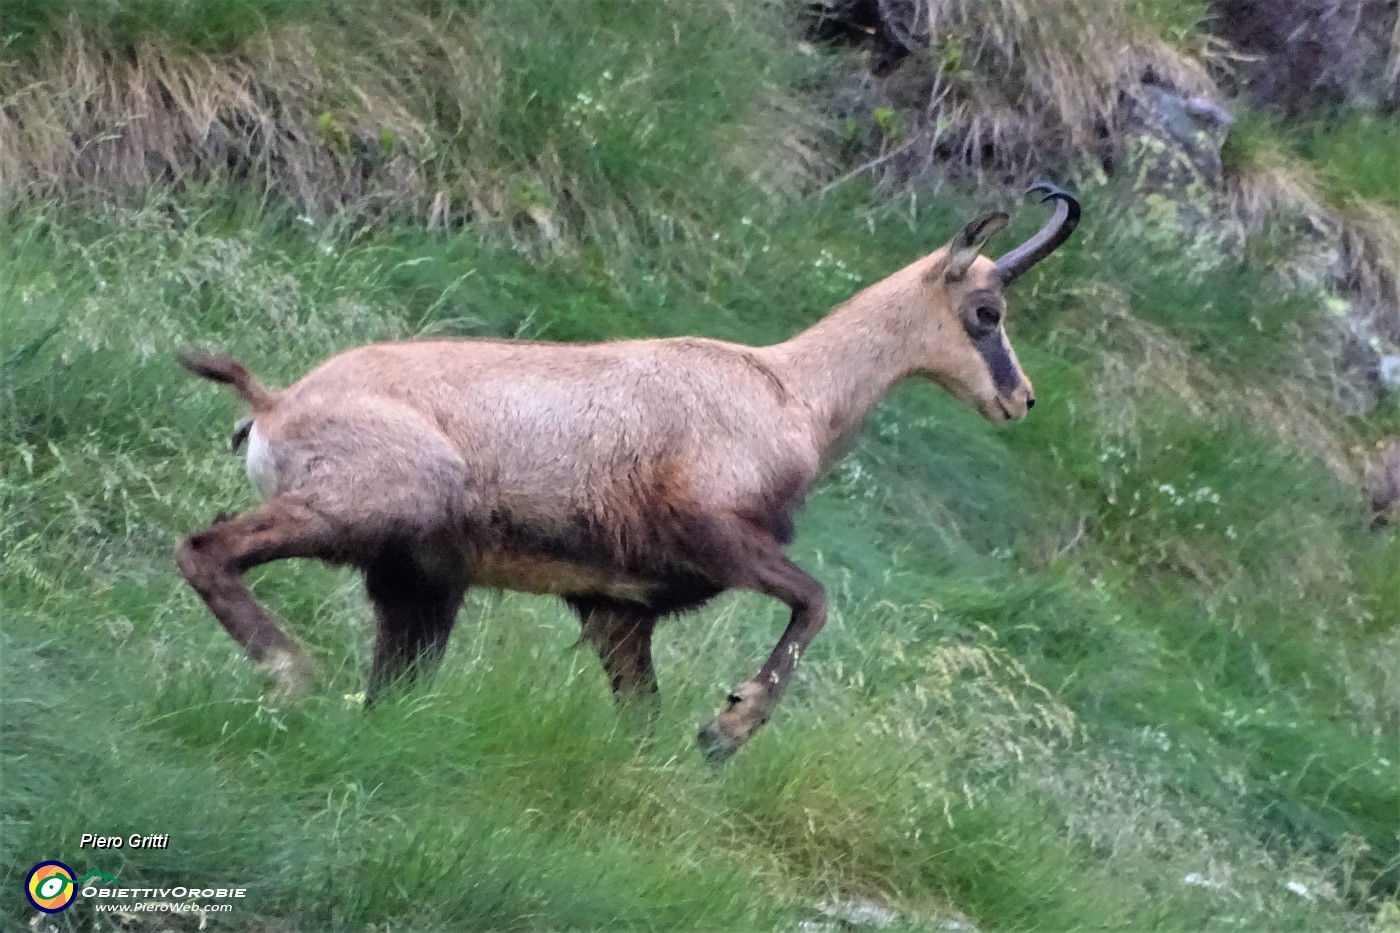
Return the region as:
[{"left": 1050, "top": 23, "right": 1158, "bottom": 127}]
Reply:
[{"left": 697, "top": 534, "right": 827, "bottom": 763}]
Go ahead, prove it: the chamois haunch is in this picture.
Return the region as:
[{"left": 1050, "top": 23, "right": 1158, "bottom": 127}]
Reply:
[{"left": 176, "top": 185, "right": 1080, "bottom": 762}]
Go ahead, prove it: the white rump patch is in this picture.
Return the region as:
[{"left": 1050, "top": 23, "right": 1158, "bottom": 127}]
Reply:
[{"left": 245, "top": 423, "right": 279, "bottom": 500}]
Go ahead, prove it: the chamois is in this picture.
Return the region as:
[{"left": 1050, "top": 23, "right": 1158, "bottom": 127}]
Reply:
[{"left": 176, "top": 185, "right": 1080, "bottom": 762}]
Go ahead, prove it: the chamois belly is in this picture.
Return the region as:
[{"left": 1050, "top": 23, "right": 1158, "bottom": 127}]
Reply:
[{"left": 470, "top": 551, "right": 658, "bottom": 602}]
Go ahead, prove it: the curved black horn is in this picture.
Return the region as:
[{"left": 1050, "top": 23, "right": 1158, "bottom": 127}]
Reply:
[{"left": 994, "top": 184, "right": 1080, "bottom": 286}]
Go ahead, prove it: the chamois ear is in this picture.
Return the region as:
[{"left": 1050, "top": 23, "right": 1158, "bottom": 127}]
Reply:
[{"left": 935, "top": 211, "right": 1010, "bottom": 283}]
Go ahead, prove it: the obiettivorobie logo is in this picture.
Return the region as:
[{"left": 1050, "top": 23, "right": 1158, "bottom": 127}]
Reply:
[
  {"left": 25, "top": 862, "right": 117, "bottom": 914},
  {"left": 24, "top": 862, "right": 247, "bottom": 915}
]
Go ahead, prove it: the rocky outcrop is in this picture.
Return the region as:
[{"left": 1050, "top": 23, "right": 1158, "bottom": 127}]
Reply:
[
  {"left": 1120, "top": 85, "right": 1235, "bottom": 236},
  {"left": 807, "top": 0, "right": 1400, "bottom": 414},
  {"left": 1209, "top": 0, "right": 1400, "bottom": 113}
]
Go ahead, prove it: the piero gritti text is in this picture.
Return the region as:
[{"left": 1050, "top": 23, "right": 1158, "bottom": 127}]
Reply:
[{"left": 80, "top": 833, "right": 170, "bottom": 849}]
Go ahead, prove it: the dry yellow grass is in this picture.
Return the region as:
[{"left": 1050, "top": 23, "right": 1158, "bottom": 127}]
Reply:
[
  {"left": 856, "top": 0, "right": 1227, "bottom": 182},
  {"left": 0, "top": 7, "right": 825, "bottom": 243},
  {"left": 0, "top": 18, "right": 465, "bottom": 213}
]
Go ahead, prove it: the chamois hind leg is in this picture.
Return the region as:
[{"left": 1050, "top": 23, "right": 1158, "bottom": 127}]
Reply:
[
  {"left": 567, "top": 596, "right": 660, "bottom": 704},
  {"left": 693, "top": 524, "right": 827, "bottom": 764},
  {"left": 364, "top": 545, "right": 467, "bottom": 706},
  {"left": 175, "top": 494, "right": 348, "bottom": 701}
]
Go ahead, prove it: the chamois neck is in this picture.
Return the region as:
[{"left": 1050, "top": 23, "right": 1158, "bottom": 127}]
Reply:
[{"left": 770, "top": 267, "right": 935, "bottom": 458}]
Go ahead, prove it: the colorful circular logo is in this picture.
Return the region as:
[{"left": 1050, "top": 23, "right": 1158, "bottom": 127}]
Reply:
[{"left": 25, "top": 861, "right": 76, "bottom": 913}]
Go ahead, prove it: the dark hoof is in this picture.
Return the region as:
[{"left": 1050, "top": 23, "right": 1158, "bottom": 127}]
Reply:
[
  {"left": 262, "top": 647, "right": 314, "bottom": 703},
  {"left": 697, "top": 723, "right": 738, "bottom": 765}
]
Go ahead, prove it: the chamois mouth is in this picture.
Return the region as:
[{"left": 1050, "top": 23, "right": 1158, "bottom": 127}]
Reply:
[
  {"left": 973, "top": 397, "right": 1010, "bottom": 423},
  {"left": 986, "top": 396, "right": 1024, "bottom": 423}
]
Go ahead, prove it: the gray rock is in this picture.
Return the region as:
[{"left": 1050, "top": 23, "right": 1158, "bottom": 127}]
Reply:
[
  {"left": 815, "top": 896, "right": 898, "bottom": 928},
  {"left": 1118, "top": 85, "right": 1236, "bottom": 239},
  {"left": 796, "top": 895, "right": 980, "bottom": 933},
  {"left": 1209, "top": 0, "right": 1399, "bottom": 112},
  {"left": 1369, "top": 438, "right": 1400, "bottom": 529},
  {"left": 1378, "top": 354, "right": 1400, "bottom": 391},
  {"left": 1130, "top": 85, "right": 1234, "bottom": 187}
]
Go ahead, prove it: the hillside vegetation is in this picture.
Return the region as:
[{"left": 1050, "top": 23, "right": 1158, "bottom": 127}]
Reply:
[{"left": 2, "top": 2, "right": 1397, "bottom": 931}]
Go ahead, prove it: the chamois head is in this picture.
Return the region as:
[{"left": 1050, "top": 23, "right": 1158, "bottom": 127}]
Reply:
[{"left": 918, "top": 185, "right": 1080, "bottom": 422}]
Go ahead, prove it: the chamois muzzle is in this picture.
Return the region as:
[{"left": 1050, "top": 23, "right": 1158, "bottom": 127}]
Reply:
[{"left": 994, "top": 184, "right": 1080, "bottom": 286}]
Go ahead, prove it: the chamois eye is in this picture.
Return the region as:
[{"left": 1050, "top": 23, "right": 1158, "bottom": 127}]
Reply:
[{"left": 975, "top": 305, "right": 1002, "bottom": 329}]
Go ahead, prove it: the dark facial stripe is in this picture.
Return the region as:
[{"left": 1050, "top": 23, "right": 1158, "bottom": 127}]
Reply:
[{"left": 973, "top": 332, "right": 1021, "bottom": 396}]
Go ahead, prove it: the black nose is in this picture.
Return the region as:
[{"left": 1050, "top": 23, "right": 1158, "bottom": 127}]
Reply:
[{"left": 1026, "top": 396, "right": 1036, "bottom": 410}]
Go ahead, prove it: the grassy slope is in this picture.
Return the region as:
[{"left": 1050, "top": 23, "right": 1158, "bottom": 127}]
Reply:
[{"left": 2, "top": 2, "right": 1398, "bottom": 931}]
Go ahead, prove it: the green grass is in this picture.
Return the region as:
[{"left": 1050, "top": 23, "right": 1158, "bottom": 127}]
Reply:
[
  {"left": 1, "top": 0, "right": 314, "bottom": 56},
  {"left": 1223, "top": 105, "right": 1400, "bottom": 217},
  {"left": 1296, "top": 114, "right": 1400, "bottom": 211},
  {"left": 1127, "top": 0, "right": 1211, "bottom": 48},
  {"left": 3, "top": 185, "right": 1396, "bottom": 930},
  {"left": 2, "top": 3, "right": 1398, "bottom": 931}
]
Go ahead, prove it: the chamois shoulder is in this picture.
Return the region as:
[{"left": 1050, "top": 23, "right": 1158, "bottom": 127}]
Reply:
[{"left": 647, "top": 337, "right": 790, "bottom": 401}]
